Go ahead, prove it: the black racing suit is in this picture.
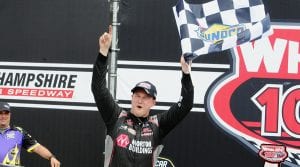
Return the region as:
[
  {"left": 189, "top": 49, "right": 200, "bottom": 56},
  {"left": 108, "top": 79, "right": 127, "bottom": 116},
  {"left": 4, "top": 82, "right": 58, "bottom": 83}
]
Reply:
[{"left": 91, "top": 53, "right": 194, "bottom": 167}]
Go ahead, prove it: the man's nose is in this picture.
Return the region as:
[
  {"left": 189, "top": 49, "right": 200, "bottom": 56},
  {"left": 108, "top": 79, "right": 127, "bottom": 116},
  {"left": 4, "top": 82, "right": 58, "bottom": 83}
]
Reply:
[{"left": 137, "top": 98, "right": 143, "bottom": 103}]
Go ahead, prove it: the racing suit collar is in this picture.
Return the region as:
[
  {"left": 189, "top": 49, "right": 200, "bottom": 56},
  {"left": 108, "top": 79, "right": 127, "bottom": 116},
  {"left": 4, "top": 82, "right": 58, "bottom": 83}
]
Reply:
[{"left": 128, "top": 112, "right": 148, "bottom": 124}]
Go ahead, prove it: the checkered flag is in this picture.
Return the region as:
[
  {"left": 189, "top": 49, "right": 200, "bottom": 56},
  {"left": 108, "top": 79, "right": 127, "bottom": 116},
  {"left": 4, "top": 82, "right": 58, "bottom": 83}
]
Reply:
[{"left": 173, "top": 0, "right": 272, "bottom": 61}]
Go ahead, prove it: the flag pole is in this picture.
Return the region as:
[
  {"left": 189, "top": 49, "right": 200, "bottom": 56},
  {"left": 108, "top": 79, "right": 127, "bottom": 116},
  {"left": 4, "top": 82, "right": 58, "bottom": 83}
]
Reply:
[{"left": 108, "top": 0, "right": 120, "bottom": 100}]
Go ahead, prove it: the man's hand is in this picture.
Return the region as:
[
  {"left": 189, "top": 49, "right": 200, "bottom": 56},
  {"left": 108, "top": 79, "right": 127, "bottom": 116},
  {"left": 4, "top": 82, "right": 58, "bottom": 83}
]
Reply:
[
  {"left": 180, "top": 55, "right": 192, "bottom": 74},
  {"left": 99, "top": 25, "right": 112, "bottom": 56},
  {"left": 49, "top": 156, "right": 61, "bottom": 167},
  {"left": 33, "top": 144, "right": 61, "bottom": 167}
]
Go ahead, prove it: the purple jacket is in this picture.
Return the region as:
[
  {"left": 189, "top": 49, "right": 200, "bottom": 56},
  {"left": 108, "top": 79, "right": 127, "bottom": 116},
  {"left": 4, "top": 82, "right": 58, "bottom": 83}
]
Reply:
[{"left": 0, "top": 126, "right": 38, "bottom": 166}]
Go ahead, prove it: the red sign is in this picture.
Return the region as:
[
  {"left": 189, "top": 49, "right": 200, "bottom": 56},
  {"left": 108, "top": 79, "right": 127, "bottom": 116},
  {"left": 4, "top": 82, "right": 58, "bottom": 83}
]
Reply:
[
  {"left": 207, "top": 23, "right": 300, "bottom": 166},
  {"left": 0, "top": 87, "right": 73, "bottom": 98}
]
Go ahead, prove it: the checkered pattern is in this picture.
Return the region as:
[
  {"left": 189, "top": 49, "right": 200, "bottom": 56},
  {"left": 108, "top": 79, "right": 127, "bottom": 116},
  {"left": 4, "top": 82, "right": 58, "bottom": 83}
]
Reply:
[
  {"left": 286, "top": 155, "right": 300, "bottom": 166},
  {"left": 173, "top": 0, "right": 272, "bottom": 61}
]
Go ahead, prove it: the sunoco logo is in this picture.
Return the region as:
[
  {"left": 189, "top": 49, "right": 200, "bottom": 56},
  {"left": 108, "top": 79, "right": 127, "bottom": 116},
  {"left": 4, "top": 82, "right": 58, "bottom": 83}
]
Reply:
[
  {"left": 206, "top": 23, "right": 300, "bottom": 166},
  {"left": 196, "top": 24, "right": 245, "bottom": 44}
]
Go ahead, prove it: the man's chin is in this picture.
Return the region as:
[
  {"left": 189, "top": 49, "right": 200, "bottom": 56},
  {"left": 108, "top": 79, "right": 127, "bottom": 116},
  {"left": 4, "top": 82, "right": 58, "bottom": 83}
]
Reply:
[
  {"left": 0, "top": 125, "right": 7, "bottom": 128},
  {"left": 132, "top": 110, "right": 146, "bottom": 117},
  {"left": 133, "top": 112, "right": 143, "bottom": 117}
]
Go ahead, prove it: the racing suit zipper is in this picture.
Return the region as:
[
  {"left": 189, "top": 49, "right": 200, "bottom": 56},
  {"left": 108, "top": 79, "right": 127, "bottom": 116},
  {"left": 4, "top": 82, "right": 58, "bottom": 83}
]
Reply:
[{"left": 134, "top": 121, "right": 142, "bottom": 167}]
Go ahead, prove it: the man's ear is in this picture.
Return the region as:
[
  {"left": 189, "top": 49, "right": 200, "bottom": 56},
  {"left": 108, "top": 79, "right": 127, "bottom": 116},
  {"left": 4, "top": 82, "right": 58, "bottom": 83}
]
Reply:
[{"left": 152, "top": 99, "right": 156, "bottom": 106}]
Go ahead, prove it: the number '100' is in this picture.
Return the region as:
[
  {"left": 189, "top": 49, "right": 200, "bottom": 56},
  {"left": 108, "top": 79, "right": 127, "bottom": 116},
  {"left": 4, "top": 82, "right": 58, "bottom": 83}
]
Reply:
[{"left": 252, "top": 84, "right": 300, "bottom": 138}]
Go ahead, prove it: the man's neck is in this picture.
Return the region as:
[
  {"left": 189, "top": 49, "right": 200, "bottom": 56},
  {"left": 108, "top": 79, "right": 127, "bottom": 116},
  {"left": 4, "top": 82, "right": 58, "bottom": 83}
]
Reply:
[{"left": 0, "top": 125, "right": 10, "bottom": 134}]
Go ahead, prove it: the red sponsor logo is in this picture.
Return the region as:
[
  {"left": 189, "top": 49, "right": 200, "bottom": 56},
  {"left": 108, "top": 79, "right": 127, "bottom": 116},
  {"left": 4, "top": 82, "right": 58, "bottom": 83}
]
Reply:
[
  {"left": 207, "top": 23, "right": 300, "bottom": 166},
  {"left": 116, "top": 134, "right": 130, "bottom": 148}
]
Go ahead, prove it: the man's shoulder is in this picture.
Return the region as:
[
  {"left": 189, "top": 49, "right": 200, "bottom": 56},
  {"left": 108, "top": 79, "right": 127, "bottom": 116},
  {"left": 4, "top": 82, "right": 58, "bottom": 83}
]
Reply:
[
  {"left": 148, "top": 115, "right": 159, "bottom": 126},
  {"left": 118, "top": 109, "right": 129, "bottom": 118},
  {"left": 11, "top": 125, "right": 26, "bottom": 134}
]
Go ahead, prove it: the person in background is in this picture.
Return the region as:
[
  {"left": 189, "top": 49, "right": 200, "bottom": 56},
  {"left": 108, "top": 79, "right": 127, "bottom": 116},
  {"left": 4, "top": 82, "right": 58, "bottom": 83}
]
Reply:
[
  {"left": 91, "top": 26, "right": 194, "bottom": 167},
  {"left": 0, "top": 102, "right": 61, "bottom": 167}
]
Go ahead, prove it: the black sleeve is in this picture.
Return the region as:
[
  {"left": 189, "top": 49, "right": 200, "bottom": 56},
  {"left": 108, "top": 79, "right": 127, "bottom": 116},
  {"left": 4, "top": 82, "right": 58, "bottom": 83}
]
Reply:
[
  {"left": 158, "top": 72, "right": 194, "bottom": 138},
  {"left": 91, "top": 53, "right": 121, "bottom": 132},
  {"left": 15, "top": 127, "right": 38, "bottom": 151}
]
